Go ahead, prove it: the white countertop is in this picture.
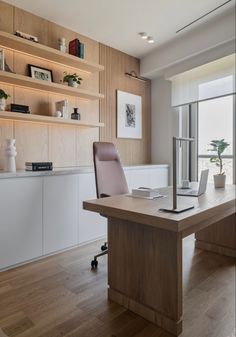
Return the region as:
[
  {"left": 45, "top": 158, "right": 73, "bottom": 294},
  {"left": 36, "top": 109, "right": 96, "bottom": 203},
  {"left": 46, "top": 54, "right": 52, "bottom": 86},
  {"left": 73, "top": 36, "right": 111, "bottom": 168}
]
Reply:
[{"left": 0, "top": 164, "right": 169, "bottom": 179}]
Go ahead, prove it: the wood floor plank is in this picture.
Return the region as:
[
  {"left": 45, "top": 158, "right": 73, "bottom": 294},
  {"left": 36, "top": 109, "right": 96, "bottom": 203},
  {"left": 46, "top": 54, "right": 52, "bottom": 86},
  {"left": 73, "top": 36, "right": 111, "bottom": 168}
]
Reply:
[
  {"left": 0, "top": 237, "right": 235, "bottom": 337},
  {"left": 2, "top": 317, "right": 34, "bottom": 337}
]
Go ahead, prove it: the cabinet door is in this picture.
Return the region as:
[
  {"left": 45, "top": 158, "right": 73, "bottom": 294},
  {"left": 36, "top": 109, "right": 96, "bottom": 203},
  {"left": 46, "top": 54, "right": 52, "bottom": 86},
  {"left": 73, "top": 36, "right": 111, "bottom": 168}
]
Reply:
[
  {"left": 78, "top": 173, "right": 106, "bottom": 244},
  {"left": 125, "top": 167, "right": 169, "bottom": 190},
  {"left": 43, "top": 175, "right": 77, "bottom": 254},
  {"left": 148, "top": 167, "right": 169, "bottom": 188},
  {"left": 0, "top": 178, "right": 43, "bottom": 270},
  {"left": 126, "top": 169, "right": 150, "bottom": 190}
]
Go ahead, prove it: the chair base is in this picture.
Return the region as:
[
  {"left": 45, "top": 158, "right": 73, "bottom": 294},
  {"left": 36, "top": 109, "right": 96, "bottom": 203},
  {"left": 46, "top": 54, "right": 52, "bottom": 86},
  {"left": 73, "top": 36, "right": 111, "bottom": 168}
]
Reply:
[{"left": 91, "top": 244, "right": 108, "bottom": 269}]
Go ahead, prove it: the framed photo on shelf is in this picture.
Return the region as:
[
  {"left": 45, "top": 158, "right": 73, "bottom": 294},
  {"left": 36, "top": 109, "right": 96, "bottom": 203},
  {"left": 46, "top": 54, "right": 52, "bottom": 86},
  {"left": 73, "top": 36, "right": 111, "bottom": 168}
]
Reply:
[
  {"left": 117, "top": 90, "right": 142, "bottom": 139},
  {"left": 28, "top": 64, "right": 53, "bottom": 82},
  {"left": 0, "top": 49, "right": 5, "bottom": 71},
  {"left": 0, "top": 50, "right": 14, "bottom": 73}
]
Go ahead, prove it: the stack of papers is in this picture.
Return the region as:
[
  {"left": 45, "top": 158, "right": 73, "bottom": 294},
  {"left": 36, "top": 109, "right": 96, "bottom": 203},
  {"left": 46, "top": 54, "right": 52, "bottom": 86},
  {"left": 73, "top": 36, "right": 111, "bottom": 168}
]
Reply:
[{"left": 128, "top": 187, "right": 164, "bottom": 199}]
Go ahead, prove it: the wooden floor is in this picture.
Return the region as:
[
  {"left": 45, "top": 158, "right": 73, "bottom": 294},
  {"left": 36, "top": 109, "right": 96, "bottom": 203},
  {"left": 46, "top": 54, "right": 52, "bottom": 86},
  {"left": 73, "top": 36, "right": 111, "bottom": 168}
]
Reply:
[{"left": 0, "top": 236, "right": 235, "bottom": 337}]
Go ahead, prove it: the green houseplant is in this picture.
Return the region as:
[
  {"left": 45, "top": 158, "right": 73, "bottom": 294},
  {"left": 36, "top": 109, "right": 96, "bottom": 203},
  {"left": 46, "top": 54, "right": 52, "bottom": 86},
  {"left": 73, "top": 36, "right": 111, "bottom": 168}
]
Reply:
[
  {"left": 0, "top": 89, "right": 10, "bottom": 111},
  {"left": 208, "top": 139, "right": 230, "bottom": 188},
  {"left": 63, "top": 72, "right": 82, "bottom": 88}
]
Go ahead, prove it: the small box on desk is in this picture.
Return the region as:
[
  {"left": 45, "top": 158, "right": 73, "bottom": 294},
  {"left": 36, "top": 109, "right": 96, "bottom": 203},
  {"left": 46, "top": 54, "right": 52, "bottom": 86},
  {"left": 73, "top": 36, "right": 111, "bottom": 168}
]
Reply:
[
  {"left": 25, "top": 162, "right": 53, "bottom": 171},
  {"left": 131, "top": 188, "right": 161, "bottom": 198}
]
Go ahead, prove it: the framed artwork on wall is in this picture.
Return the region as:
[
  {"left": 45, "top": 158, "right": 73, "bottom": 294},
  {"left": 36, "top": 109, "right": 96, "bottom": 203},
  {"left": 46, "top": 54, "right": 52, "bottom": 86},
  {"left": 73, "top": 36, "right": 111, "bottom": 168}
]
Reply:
[
  {"left": 117, "top": 90, "right": 142, "bottom": 139},
  {"left": 28, "top": 64, "right": 53, "bottom": 82}
]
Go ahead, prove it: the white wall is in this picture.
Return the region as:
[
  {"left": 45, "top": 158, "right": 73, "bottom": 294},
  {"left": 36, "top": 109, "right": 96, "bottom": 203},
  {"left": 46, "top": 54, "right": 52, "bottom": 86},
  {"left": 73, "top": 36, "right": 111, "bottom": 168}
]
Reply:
[{"left": 151, "top": 77, "right": 179, "bottom": 168}]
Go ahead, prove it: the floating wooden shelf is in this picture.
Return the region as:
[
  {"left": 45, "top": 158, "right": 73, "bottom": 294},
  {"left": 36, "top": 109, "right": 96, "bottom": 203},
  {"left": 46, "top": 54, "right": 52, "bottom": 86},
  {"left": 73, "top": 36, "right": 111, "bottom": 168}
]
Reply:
[
  {"left": 0, "top": 30, "right": 104, "bottom": 73},
  {"left": 0, "top": 71, "right": 104, "bottom": 100},
  {"left": 0, "top": 111, "right": 104, "bottom": 128}
]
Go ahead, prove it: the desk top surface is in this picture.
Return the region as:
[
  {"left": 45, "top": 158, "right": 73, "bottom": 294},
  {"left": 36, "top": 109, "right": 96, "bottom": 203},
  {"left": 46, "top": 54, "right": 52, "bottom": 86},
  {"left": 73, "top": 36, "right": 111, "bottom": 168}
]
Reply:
[{"left": 83, "top": 184, "right": 236, "bottom": 233}]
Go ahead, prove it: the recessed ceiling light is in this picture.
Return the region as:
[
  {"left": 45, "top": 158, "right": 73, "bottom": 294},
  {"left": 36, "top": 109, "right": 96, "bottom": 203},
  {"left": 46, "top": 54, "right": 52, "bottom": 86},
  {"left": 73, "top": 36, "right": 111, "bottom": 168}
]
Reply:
[
  {"left": 139, "top": 32, "right": 148, "bottom": 39},
  {"left": 147, "top": 36, "right": 154, "bottom": 43}
]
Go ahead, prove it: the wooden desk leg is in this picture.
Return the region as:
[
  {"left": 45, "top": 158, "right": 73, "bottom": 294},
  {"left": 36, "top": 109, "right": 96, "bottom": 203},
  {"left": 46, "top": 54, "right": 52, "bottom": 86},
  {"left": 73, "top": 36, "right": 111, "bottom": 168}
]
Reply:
[
  {"left": 195, "top": 213, "right": 236, "bottom": 258},
  {"left": 107, "top": 217, "right": 183, "bottom": 336}
]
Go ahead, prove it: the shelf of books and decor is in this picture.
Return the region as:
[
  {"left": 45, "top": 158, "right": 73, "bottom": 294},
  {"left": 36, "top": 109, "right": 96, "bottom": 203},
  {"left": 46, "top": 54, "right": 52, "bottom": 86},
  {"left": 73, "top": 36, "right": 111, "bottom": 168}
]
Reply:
[
  {"left": 0, "top": 111, "right": 104, "bottom": 128},
  {"left": 0, "top": 71, "right": 104, "bottom": 100},
  {"left": 0, "top": 30, "right": 104, "bottom": 73}
]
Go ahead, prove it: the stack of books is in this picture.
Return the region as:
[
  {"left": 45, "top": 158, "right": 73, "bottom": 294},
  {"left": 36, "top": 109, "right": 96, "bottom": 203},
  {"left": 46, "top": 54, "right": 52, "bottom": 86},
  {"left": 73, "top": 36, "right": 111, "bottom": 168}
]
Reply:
[
  {"left": 25, "top": 162, "right": 53, "bottom": 171},
  {"left": 69, "top": 39, "right": 84, "bottom": 59}
]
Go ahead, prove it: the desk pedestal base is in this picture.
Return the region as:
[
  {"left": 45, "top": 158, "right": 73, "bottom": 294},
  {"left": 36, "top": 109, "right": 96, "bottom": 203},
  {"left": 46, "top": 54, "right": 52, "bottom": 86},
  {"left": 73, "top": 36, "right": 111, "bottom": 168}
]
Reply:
[
  {"left": 108, "top": 217, "right": 183, "bottom": 336},
  {"left": 195, "top": 214, "right": 236, "bottom": 258},
  {"left": 108, "top": 288, "right": 183, "bottom": 335}
]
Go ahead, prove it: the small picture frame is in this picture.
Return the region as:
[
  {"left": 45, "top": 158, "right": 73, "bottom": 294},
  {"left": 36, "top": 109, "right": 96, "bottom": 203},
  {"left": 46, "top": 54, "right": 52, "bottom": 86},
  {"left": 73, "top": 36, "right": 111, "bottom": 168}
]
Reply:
[
  {"left": 28, "top": 64, "right": 53, "bottom": 82},
  {"left": 0, "top": 49, "right": 5, "bottom": 71}
]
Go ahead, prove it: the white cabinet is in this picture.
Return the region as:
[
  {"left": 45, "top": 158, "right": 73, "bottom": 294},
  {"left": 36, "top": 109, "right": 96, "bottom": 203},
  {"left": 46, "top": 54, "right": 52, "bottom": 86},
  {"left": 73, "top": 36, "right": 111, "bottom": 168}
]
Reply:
[
  {"left": 0, "top": 178, "right": 43, "bottom": 269},
  {"left": 126, "top": 169, "right": 149, "bottom": 190},
  {"left": 77, "top": 173, "right": 106, "bottom": 244},
  {"left": 43, "top": 175, "right": 77, "bottom": 254},
  {"left": 0, "top": 164, "right": 168, "bottom": 270},
  {"left": 147, "top": 167, "right": 169, "bottom": 188}
]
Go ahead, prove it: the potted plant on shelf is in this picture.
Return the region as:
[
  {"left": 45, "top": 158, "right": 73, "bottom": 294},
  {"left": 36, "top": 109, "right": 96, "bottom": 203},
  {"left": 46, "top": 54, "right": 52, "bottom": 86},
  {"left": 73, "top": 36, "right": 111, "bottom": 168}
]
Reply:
[
  {"left": 208, "top": 139, "right": 230, "bottom": 188},
  {"left": 0, "top": 89, "right": 10, "bottom": 111},
  {"left": 63, "top": 72, "right": 82, "bottom": 88}
]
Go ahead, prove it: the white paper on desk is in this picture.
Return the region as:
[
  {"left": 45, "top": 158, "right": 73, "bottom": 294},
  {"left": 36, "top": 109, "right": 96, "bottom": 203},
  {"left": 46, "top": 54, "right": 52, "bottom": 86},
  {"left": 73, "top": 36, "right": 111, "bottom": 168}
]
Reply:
[
  {"left": 126, "top": 193, "right": 165, "bottom": 200},
  {"left": 131, "top": 187, "right": 163, "bottom": 198}
]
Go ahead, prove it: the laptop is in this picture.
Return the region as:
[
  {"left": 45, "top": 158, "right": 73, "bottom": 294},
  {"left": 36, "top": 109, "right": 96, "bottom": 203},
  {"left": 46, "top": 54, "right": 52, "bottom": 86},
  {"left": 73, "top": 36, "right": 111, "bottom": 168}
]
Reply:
[{"left": 177, "top": 169, "right": 209, "bottom": 197}]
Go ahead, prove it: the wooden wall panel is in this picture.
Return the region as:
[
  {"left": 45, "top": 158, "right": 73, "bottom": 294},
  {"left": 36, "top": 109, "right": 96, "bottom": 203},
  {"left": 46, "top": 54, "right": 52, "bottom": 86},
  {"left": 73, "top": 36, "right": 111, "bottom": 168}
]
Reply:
[
  {"left": 14, "top": 8, "right": 49, "bottom": 46},
  {"left": 76, "top": 128, "right": 99, "bottom": 166},
  {"left": 14, "top": 121, "right": 49, "bottom": 168},
  {"left": 14, "top": 87, "right": 50, "bottom": 116},
  {"left": 99, "top": 44, "right": 151, "bottom": 165},
  {"left": 48, "top": 125, "right": 77, "bottom": 167},
  {"left": 0, "top": 0, "right": 13, "bottom": 33}
]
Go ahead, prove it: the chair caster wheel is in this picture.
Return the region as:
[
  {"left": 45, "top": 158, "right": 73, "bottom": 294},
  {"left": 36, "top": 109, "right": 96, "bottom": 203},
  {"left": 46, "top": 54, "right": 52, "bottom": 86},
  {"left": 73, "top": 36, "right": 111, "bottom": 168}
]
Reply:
[
  {"left": 101, "top": 244, "right": 107, "bottom": 251},
  {"left": 91, "top": 259, "right": 98, "bottom": 269}
]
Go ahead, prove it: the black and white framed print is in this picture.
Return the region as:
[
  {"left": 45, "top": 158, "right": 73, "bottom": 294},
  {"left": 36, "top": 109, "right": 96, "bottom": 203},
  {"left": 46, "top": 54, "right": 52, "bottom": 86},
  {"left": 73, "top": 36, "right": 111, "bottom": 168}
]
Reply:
[
  {"left": 117, "top": 90, "right": 142, "bottom": 139},
  {"left": 28, "top": 64, "right": 53, "bottom": 82}
]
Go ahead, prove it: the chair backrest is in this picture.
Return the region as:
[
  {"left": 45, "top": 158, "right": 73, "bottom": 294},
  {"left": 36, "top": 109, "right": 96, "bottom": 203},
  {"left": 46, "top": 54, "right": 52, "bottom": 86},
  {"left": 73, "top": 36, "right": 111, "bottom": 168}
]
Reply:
[{"left": 93, "top": 142, "right": 129, "bottom": 198}]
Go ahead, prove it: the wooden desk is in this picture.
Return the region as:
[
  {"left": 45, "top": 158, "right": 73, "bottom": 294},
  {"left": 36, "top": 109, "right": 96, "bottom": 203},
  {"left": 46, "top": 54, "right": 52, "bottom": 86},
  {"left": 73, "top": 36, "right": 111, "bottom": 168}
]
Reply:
[{"left": 83, "top": 185, "right": 236, "bottom": 336}]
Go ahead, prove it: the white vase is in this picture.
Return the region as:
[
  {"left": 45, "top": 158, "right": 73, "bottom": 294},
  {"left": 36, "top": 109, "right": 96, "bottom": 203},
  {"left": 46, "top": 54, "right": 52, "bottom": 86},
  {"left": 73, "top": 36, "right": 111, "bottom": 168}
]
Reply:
[
  {"left": 68, "top": 78, "right": 78, "bottom": 88},
  {"left": 213, "top": 174, "right": 226, "bottom": 188},
  {"left": 4, "top": 139, "right": 17, "bottom": 172},
  {"left": 0, "top": 98, "right": 6, "bottom": 111}
]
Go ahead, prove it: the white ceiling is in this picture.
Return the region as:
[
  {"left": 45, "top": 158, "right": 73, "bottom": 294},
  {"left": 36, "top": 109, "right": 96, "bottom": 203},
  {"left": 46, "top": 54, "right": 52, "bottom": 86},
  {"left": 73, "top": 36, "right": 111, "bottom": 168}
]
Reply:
[{"left": 3, "top": 0, "right": 234, "bottom": 58}]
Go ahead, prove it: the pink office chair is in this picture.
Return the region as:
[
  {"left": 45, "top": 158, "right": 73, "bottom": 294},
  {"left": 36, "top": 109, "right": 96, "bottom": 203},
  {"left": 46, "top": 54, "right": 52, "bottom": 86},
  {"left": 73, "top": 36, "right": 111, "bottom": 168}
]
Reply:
[{"left": 91, "top": 142, "right": 129, "bottom": 268}]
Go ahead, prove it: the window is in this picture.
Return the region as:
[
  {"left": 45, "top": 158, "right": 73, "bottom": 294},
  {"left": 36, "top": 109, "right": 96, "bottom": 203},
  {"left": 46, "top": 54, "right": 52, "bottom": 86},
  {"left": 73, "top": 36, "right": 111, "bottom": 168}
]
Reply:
[
  {"left": 198, "top": 95, "right": 234, "bottom": 184},
  {"left": 170, "top": 55, "right": 236, "bottom": 184}
]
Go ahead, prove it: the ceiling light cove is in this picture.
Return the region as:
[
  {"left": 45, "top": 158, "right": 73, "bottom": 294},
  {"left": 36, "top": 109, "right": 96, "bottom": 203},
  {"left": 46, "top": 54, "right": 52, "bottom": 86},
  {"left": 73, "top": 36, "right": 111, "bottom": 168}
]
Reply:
[
  {"left": 147, "top": 36, "right": 154, "bottom": 43},
  {"left": 138, "top": 32, "right": 155, "bottom": 44},
  {"left": 139, "top": 32, "right": 148, "bottom": 39}
]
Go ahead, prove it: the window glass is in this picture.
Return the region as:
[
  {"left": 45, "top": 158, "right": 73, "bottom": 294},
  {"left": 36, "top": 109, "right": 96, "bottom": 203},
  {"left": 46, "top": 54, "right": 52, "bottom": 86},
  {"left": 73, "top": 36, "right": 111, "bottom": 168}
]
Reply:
[
  {"left": 198, "top": 96, "right": 233, "bottom": 155},
  {"left": 198, "top": 95, "right": 234, "bottom": 183}
]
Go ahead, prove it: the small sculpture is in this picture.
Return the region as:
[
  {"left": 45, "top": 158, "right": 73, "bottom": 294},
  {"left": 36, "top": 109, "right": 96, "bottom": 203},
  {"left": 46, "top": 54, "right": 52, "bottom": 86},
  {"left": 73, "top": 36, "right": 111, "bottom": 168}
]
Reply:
[
  {"left": 59, "top": 38, "right": 67, "bottom": 53},
  {"left": 4, "top": 139, "right": 17, "bottom": 172}
]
